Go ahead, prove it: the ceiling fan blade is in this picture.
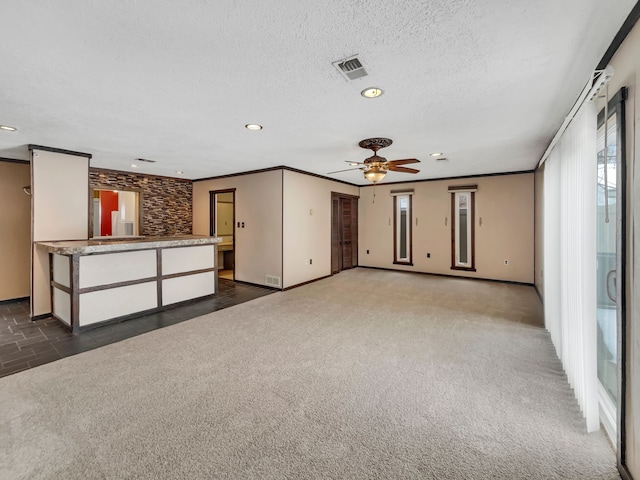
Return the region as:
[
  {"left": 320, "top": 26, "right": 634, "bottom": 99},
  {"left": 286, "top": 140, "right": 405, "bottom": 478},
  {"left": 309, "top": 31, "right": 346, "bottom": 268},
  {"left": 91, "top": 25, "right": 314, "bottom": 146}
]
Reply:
[
  {"left": 327, "top": 167, "right": 363, "bottom": 174},
  {"left": 388, "top": 158, "right": 420, "bottom": 166},
  {"left": 388, "top": 165, "right": 420, "bottom": 174}
]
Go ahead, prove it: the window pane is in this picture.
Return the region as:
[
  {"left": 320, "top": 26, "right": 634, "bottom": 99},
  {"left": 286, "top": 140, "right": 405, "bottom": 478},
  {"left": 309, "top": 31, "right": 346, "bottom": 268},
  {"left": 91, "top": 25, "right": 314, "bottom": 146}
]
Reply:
[
  {"left": 400, "top": 210, "right": 407, "bottom": 258},
  {"left": 596, "top": 112, "right": 617, "bottom": 404},
  {"left": 459, "top": 209, "right": 468, "bottom": 264},
  {"left": 394, "top": 194, "right": 411, "bottom": 263}
]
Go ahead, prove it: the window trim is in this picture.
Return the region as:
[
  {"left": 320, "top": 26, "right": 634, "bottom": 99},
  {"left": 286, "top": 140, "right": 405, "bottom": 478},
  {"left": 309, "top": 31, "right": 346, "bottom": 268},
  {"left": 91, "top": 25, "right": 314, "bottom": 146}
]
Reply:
[
  {"left": 393, "top": 193, "right": 413, "bottom": 266},
  {"left": 450, "top": 187, "right": 476, "bottom": 272}
]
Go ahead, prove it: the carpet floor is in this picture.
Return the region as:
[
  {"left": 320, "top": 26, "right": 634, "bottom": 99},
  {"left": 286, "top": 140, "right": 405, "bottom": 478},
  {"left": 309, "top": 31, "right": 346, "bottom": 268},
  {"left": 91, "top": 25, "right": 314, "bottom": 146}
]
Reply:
[{"left": 0, "top": 269, "right": 619, "bottom": 479}]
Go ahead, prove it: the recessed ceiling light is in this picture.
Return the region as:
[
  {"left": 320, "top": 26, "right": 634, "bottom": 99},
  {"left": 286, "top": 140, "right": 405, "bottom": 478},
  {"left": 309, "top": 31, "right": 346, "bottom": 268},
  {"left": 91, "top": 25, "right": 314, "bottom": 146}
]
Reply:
[
  {"left": 245, "top": 124, "right": 263, "bottom": 131},
  {"left": 130, "top": 164, "right": 139, "bottom": 168},
  {"left": 361, "top": 87, "right": 383, "bottom": 98},
  {"left": 176, "top": 170, "right": 183, "bottom": 174},
  {"left": 430, "top": 152, "right": 442, "bottom": 157},
  {"left": 0, "top": 125, "right": 17, "bottom": 131}
]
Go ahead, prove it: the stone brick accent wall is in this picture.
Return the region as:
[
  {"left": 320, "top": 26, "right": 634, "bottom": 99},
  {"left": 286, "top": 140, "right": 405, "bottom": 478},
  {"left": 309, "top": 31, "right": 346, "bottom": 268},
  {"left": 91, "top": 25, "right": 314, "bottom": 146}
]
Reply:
[{"left": 89, "top": 168, "right": 193, "bottom": 236}]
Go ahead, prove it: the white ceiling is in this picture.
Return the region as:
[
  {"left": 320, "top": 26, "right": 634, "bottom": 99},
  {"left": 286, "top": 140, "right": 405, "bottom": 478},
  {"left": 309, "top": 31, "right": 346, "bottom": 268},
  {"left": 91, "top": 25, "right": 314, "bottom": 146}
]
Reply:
[{"left": 0, "top": 1, "right": 635, "bottom": 184}]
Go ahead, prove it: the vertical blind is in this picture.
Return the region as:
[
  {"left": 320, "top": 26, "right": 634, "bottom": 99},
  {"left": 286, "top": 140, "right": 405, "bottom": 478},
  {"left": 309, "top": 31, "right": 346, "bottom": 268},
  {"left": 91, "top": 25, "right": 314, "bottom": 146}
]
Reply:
[{"left": 543, "top": 101, "right": 599, "bottom": 432}]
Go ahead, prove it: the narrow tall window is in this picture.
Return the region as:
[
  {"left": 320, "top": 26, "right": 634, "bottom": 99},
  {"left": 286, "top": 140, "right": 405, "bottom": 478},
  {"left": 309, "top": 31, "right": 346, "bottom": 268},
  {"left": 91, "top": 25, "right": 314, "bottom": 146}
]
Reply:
[
  {"left": 450, "top": 186, "right": 476, "bottom": 271},
  {"left": 394, "top": 194, "right": 412, "bottom": 264}
]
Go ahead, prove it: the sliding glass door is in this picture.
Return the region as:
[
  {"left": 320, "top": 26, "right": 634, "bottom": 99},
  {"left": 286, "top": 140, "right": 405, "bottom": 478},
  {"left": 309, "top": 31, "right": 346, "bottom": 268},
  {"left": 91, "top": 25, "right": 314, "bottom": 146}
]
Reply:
[{"left": 595, "top": 88, "right": 626, "bottom": 444}]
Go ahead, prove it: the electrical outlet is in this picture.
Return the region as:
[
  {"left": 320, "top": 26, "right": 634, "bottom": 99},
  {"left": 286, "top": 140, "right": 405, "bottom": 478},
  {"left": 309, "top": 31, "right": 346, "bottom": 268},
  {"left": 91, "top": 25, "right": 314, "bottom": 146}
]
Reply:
[
  {"left": 427, "top": 253, "right": 431, "bottom": 258},
  {"left": 504, "top": 259, "right": 509, "bottom": 265},
  {"left": 310, "top": 259, "right": 312, "bottom": 265},
  {"left": 366, "top": 249, "right": 370, "bottom": 254}
]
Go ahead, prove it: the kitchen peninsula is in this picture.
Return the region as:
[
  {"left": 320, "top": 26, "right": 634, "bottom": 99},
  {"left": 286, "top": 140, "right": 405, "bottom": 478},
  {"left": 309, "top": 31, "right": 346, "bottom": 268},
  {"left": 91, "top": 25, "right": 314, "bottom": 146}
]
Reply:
[{"left": 36, "top": 235, "right": 221, "bottom": 333}]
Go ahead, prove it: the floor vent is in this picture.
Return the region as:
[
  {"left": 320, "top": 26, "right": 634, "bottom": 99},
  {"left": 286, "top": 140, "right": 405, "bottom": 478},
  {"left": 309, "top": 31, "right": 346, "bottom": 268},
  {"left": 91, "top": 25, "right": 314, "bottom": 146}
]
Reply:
[
  {"left": 265, "top": 275, "right": 281, "bottom": 288},
  {"left": 333, "top": 55, "right": 368, "bottom": 81}
]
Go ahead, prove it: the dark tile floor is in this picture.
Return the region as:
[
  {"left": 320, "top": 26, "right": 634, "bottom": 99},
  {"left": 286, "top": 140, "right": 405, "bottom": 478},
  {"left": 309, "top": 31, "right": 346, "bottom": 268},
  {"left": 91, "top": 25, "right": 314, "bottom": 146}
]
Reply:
[{"left": 0, "top": 279, "right": 275, "bottom": 378}]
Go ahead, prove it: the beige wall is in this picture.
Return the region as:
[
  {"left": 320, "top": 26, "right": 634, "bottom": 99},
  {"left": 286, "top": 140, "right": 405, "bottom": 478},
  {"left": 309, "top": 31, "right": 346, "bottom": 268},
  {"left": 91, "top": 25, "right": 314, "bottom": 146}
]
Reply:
[
  {"left": 282, "top": 170, "right": 359, "bottom": 289},
  {"left": 0, "top": 161, "right": 31, "bottom": 301},
  {"left": 31, "top": 149, "right": 89, "bottom": 316},
  {"left": 534, "top": 167, "right": 544, "bottom": 297},
  {"left": 358, "top": 173, "right": 534, "bottom": 283},
  {"left": 193, "top": 170, "right": 283, "bottom": 287},
  {"left": 607, "top": 17, "right": 640, "bottom": 477}
]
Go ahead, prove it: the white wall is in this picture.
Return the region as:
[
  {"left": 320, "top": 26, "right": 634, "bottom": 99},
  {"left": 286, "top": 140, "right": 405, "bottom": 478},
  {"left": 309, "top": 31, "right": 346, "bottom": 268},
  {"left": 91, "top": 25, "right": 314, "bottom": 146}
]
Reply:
[
  {"left": 606, "top": 17, "right": 640, "bottom": 477},
  {"left": 193, "top": 170, "right": 283, "bottom": 287},
  {"left": 358, "top": 173, "right": 535, "bottom": 283},
  {"left": 31, "top": 149, "right": 89, "bottom": 316},
  {"left": 282, "top": 170, "right": 359, "bottom": 289}
]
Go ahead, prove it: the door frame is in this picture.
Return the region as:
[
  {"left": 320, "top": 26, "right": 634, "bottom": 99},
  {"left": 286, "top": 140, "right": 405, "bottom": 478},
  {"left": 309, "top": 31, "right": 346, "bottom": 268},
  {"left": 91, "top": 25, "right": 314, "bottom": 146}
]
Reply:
[
  {"left": 209, "top": 188, "right": 236, "bottom": 280},
  {"left": 331, "top": 192, "right": 359, "bottom": 274}
]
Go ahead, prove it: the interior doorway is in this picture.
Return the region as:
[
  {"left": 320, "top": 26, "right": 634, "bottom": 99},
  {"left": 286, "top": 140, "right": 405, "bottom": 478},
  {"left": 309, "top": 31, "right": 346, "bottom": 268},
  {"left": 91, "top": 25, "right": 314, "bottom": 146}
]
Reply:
[
  {"left": 331, "top": 193, "right": 358, "bottom": 274},
  {"left": 210, "top": 189, "right": 236, "bottom": 281}
]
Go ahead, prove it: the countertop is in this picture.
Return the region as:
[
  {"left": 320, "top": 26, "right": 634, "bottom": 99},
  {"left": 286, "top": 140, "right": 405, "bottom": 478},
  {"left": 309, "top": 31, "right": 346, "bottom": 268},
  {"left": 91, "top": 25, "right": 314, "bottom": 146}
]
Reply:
[{"left": 36, "top": 235, "right": 222, "bottom": 255}]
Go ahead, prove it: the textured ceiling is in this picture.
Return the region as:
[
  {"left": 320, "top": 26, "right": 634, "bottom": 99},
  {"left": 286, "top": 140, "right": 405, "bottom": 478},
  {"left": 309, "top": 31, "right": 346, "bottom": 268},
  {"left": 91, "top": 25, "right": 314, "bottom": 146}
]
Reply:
[{"left": 0, "top": 1, "right": 635, "bottom": 184}]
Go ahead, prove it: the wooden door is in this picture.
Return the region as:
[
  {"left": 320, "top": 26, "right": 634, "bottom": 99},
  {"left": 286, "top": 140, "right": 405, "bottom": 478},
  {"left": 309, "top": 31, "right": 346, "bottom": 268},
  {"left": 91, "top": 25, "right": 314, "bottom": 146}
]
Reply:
[{"left": 331, "top": 193, "right": 358, "bottom": 274}]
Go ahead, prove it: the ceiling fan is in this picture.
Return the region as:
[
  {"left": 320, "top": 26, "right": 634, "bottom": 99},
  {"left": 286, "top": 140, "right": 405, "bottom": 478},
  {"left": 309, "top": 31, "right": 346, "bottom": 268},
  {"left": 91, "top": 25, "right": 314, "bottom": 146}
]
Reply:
[{"left": 329, "top": 137, "right": 420, "bottom": 183}]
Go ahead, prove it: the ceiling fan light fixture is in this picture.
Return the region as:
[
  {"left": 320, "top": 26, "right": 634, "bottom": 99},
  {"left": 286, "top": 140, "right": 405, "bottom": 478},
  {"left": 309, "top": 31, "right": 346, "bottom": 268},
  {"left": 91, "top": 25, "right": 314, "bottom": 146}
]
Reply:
[
  {"left": 364, "top": 166, "right": 387, "bottom": 183},
  {"left": 361, "top": 87, "right": 383, "bottom": 98},
  {"left": 245, "top": 124, "right": 263, "bottom": 131}
]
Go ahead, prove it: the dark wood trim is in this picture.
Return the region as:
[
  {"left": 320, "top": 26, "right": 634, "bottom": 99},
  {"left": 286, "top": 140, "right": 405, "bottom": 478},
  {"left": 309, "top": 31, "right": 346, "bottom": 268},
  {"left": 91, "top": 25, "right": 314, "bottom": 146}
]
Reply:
[
  {"left": 194, "top": 165, "right": 359, "bottom": 187},
  {"left": 0, "top": 296, "right": 29, "bottom": 305},
  {"left": 618, "top": 463, "right": 633, "bottom": 480},
  {"left": 71, "top": 255, "right": 80, "bottom": 333},
  {"left": 447, "top": 184, "right": 478, "bottom": 191},
  {"left": 596, "top": 2, "right": 640, "bottom": 71},
  {"left": 393, "top": 196, "right": 398, "bottom": 263},
  {"left": 196, "top": 165, "right": 284, "bottom": 182},
  {"left": 0, "top": 157, "right": 29, "bottom": 164},
  {"left": 614, "top": 88, "right": 628, "bottom": 472},
  {"left": 357, "top": 266, "right": 534, "bottom": 287},
  {"left": 281, "top": 166, "right": 358, "bottom": 187},
  {"left": 51, "top": 281, "right": 72, "bottom": 294},
  {"left": 28, "top": 144, "right": 92, "bottom": 159},
  {"left": 393, "top": 194, "right": 413, "bottom": 265},
  {"left": 281, "top": 169, "right": 285, "bottom": 287},
  {"left": 361, "top": 170, "right": 535, "bottom": 188},
  {"left": 332, "top": 191, "right": 360, "bottom": 200},
  {"left": 78, "top": 276, "right": 160, "bottom": 294},
  {"left": 209, "top": 188, "right": 237, "bottom": 280},
  {"left": 156, "top": 249, "right": 163, "bottom": 307},
  {"left": 283, "top": 274, "right": 332, "bottom": 291},
  {"left": 471, "top": 191, "right": 476, "bottom": 270},
  {"left": 161, "top": 267, "right": 216, "bottom": 281},
  {"left": 30, "top": 313, "right": 52, "bottom": 321},
  {"left": 232, "top": 279, "right": 281, "bottom": 291},
  {"left": 450, "top": 192, "right": 455, "bottom": 268},
  {"left": 450, "top": 191, "right": 476, "bottom": 270},
  {"left": 89, "top": 166, "right": 192, "bottom": 183}
]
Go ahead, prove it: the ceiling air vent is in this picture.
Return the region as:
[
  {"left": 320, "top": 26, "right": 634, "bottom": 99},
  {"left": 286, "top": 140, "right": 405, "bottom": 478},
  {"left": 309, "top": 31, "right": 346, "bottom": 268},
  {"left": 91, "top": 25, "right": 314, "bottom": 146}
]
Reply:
[{"left": 333, "top": 55, "right": 368, "bottom": 81}]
